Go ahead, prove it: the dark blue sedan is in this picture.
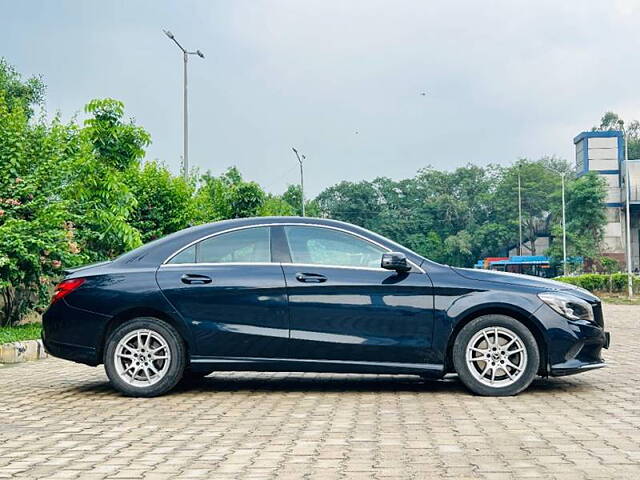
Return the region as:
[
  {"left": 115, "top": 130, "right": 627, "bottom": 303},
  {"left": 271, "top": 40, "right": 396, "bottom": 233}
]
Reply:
[{"left": 42, "top": 217, "right": 610, "bottom": 397}]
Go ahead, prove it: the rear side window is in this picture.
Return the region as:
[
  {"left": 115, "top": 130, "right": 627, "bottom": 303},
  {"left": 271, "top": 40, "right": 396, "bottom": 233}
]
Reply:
[
  {"left": 168, "top": 227, "right": 271, "bottom": 264},
  {"left": 169, "top": 245, "right": 196, "bottom": 264}
]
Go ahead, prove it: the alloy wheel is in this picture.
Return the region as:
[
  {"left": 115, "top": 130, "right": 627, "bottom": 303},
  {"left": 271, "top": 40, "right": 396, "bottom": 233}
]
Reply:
[
  {"left": 114, "top": 329, "right": 171, "bottom": 387},
  {"left": 465, "top": 326, "right": 527, "bottom": 387}
]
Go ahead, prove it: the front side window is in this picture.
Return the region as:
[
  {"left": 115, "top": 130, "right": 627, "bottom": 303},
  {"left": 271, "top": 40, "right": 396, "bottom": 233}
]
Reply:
[
  {"left": 284, "top": 226, "right": 385, "bottom": 268},
  {"left": 168, "top": 227, "right": 271, "bottom": 264}
]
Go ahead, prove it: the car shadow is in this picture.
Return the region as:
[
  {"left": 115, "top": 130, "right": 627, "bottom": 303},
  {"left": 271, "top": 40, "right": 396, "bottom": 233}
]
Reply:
[{"left": 68, "top": 372, "right": 592, "bottom": 398}]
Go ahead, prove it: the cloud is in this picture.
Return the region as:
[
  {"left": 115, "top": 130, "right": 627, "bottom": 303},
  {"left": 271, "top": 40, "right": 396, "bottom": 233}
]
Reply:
[{"left": 2, "top": 0, "right": 639, "bottom": 195}]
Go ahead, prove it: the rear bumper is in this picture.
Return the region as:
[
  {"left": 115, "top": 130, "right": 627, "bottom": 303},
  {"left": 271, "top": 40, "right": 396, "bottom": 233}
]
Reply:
[
  {"left": 42, "top": 331, "right": 99, "bottom": 366},
  {"left": 41, "top": 300, "right": 107, "bottom": 366}
]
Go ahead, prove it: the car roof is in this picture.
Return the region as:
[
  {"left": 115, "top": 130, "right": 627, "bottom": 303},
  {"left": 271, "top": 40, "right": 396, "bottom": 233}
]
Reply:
[{"left": 113, "top": 216, "right": 426, "bottom": 268}]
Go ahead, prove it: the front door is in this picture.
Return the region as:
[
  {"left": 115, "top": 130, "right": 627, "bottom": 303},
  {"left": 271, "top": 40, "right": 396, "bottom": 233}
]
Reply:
[
  {"left": 156, "top": 226, "right": 289, "bottom": 358},
  {"left": 280, "top": 225, "right": 434, "bottom": 364}
]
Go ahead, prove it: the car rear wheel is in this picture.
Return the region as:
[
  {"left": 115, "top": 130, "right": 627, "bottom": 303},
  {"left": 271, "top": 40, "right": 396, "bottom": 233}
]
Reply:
[
  {"left": 104, "top": 317, "right": 186, "bottom": 397},
  {"left": 452, "top": 315, "right": 539, "bottom": 396}
]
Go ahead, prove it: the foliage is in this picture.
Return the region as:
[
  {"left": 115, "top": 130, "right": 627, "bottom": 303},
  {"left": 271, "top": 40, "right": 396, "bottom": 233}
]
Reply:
[
  {"left": 259, "top": 195, "right": 296, "bottom": 216},
  {"left": 193, "top": 167, "right": 268, "bottom": 223},
  {"left": 314, "top": 159, "right": 605, "bottom": 267},
  {"left": 127, "top": 161, "right": 195, "bottom": 242},
  {"left": 70, "top": 99, "right": 150, "bottom": 259},
  {"left": 0, "top": 89, "right": 85, "bottom": 326},
  {"left": 0, "top": 323, "right": 42, "bottom": 344},
  {"left": 546, "top": 172, "right": 607, "bottom": 267},
  {"left": 0, "top": 58, "right": 45, "bottom": 118},
  {"left": 598, "top": 256, "right": 620, "bottom": 275},
  {"left": 594, "top": 111, "right": 640, "bottom": 160},
  {"left": 0, "top": 59, "right": 619, "bottom": 325},
  {"left": 555, "top": 274, "right": 640, "bottom": 294}
]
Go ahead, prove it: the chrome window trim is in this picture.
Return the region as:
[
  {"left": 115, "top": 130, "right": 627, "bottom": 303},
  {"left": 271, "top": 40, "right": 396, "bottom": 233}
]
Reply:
[
  {"left": 161, "top": 222, "right": 425, "bottom": 273},
  {"left": 283, "top": 262, "right": 391, "bottom": 273},
  {"left": 160, "top": 262, "right": 274, "bottom": 268}
]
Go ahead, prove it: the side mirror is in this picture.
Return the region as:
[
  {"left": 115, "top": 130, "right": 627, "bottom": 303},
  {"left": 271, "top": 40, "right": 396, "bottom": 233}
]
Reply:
[{"left": 381, "top": 252, "right": 411, "bottom": 272}]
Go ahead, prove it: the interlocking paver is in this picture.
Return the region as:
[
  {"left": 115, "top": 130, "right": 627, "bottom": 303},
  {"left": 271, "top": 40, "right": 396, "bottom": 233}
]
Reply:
[{"left": 1, "top": 303, "right": 639, "bottom": 479}]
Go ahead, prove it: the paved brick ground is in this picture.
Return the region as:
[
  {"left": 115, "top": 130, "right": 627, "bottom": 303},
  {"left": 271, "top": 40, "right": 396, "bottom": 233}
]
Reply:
[{"left": 0, "top": 304, "right": 639, "bottom": 479}]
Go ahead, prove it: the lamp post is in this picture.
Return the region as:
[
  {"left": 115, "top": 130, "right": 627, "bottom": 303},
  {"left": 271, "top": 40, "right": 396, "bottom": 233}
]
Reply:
[
  {"left": 518, "top": 171, "right": 523, "bottom": 256},
  {"left": 292, "top": 148, "right": 306, "bottom": 217},
  {"left": 163, "top": 29, "right": 204, "bottom": 180},
  {"left": 542, "top": 166, "right": 568, "bottom": 275},
  {"left": 623, "top": 129, "right": 633, "bottom": 297},
  {"left": 561, "top": 172, "right": 567, "bottom": 274}
]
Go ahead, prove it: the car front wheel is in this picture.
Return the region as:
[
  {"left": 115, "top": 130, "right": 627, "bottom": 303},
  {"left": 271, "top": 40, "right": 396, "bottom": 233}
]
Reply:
[
  {"left": 452, "top": 315, "right": 540, "bottom": 396},
  {"left": 104, "top": 317, "right": 186, "bottom": 397}
]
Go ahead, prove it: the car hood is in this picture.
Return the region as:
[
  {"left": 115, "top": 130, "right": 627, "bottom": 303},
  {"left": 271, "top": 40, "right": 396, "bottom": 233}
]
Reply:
[{"left": 451, "top": 267, "right": 599, "bottom": 301}]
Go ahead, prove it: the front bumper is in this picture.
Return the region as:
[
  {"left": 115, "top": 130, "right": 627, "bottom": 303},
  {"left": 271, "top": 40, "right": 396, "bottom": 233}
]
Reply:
[
  {"left": 534, "top": 300, "right": 610, "bottom": 377},
  {"left": 549, "top": 327, "right": 610, "bottom": 377}
]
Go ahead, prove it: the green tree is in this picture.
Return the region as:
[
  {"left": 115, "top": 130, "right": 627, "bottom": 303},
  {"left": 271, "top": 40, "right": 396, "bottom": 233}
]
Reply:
[
  {"left": 0, "top": 58, "right": 45, "bottom": 118},
  {"left": 493, "top": 159, "right": 565, "bottom": 255},
  {"left": 70, "top": 99, "right": 150, "bottom": 259},
  {"left": 594, "top": 111, "right": 640, "bottom": 160},
  {"left": 260, "top": 194, "right": 295, "bottom": 216},
  {"left": 193, "top": 167, "right": 267, "bottom": 222},
  {"left": 127, "top": 161, "right": 195, "bottom": 242},
  {"left": 546, "top": 172, "right": 607, "bottom": 263},
  {"left": 281, "top": 184, "right": 320, "bottom": 217},
  {"left": 0, "top": 91, "right": 84, "bottom": 325}
]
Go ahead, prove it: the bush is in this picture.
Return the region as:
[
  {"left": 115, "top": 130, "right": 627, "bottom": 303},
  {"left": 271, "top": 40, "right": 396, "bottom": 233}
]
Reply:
[{"left": 555, "top": 273, "right": 640, "bottom": 294}]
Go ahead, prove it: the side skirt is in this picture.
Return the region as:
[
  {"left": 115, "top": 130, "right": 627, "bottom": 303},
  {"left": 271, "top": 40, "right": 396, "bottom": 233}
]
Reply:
[{"left": 190, "top": 356, "right": 445, "bottom": 378}]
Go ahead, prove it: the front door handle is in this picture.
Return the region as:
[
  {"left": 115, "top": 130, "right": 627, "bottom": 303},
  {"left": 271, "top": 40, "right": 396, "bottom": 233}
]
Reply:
[
  {"left": 181, "top": 273, "right": 212, "bottom": 285},
  {"left": 295, "top": 272, "right": 327, "bottom": 283}
]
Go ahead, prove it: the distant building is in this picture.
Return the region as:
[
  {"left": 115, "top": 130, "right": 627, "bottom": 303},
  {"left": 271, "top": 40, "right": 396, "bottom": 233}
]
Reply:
[
  {"left": 507, "top": 234, "right": 551, "bottom": 258},
  {"left": 573, "top": 130, "right": 639, "bottom": 270}
]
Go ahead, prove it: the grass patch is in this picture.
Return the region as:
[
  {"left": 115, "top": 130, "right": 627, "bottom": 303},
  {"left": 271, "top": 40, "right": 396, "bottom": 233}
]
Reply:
[
  {"left": 0, "top": 323, "right": 42, "bottom": 344},
  {"left": 598, "top": 294, "right": 640, "bottom": 305}
]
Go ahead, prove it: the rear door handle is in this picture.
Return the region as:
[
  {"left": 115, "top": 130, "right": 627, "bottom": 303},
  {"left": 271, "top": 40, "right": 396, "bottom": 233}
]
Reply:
[
  {"left": 181, "top": 274, "right": 212, "bottom": 285},
  {"left": 295, "top": 272, "right": 327, "bottom": 283}
]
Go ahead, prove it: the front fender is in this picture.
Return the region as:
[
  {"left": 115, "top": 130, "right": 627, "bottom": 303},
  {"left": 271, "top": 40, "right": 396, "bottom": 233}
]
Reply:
[{"left": 424, "top": 264, "right": 549, "bottom": 368}]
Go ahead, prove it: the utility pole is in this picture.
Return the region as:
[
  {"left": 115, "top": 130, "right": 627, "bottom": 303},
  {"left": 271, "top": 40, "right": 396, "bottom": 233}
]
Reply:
[
  {"left": 163, "top": 29, "right": 204, "bottom": 180},
  {"left": 542, "top": 165, "right": 568, "bottom": 275},
  {"left": 624, "top": 129, "right": 633, "bottom": 297},
  {"left": 518, "top": 171, "right": 523, "bottom": 256},
  {"left": 561, "top": 172, "right": 567, "bottom": 275},
  {"left": 292, "top": 148, "right": 306, "bottom": 216}
]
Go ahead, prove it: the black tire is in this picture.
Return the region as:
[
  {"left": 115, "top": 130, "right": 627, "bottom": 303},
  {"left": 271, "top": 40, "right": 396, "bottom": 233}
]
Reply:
[
  {"left": 452, "top": 315, "right": 540, "bottom": 397},
  {"left": 104, "top": 317, "right": 187, "bottom": 398}
]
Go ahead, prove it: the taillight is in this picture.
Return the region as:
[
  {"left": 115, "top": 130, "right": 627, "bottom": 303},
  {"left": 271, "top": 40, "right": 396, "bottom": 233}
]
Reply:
[{"left": 51, "top": 278, "right": 85, "bottom": 304}]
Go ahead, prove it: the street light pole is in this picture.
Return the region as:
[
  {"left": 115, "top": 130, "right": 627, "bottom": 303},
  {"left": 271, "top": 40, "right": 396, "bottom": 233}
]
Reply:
[
  {"left": 541, "top": 165, "right": 568, "bottom": 274},
  {"left": 518, "top": 171, "right": 523, "bottom": 256},
  {"left": 183, "top": 50, "right": 189, "bottom": 181},
  {"left": 561, "top": 172, "right": 567, "bottom": 275},
  {"left": 292, "top": 148, "right": 306, "bottom": 216},
  {"left": 163, "top": 29, "right": 204, "bottom": 181},
  {"left": 624, "top": 129, "right": 633, "bottom": 297}
]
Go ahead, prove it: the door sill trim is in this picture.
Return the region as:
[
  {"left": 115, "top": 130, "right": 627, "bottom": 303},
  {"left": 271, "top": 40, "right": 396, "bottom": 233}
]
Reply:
[{"left": 190, "top": 355, "right": 444, "bottom": 374}]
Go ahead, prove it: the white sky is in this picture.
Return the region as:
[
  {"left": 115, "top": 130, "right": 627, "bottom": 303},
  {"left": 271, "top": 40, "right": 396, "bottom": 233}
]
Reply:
[{"left": 3, "top": 0, "right": 640, "bottom": 195}]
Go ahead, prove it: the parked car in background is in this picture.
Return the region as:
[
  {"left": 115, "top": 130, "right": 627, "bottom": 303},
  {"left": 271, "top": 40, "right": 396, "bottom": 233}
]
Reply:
[{"left": 43, "top": 217, "right": 610, "bottom": 397}]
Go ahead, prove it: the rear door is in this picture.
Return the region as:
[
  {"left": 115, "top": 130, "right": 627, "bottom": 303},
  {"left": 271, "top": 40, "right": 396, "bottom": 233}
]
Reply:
[
  {"left": 156, "top": 226, "right": 289, "bottom": 358},
  {"left": 279, "top": 225, "right": 434, "bottom": 364}
]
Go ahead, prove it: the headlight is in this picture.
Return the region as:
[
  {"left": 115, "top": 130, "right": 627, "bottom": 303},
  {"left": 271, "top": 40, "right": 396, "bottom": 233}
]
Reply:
[{"left": 538, "top": 292, "right": 594, "bottom": 323}]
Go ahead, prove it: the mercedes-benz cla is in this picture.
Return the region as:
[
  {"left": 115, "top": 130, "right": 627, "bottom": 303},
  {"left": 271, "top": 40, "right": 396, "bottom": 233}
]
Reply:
[{"left": 43, "top": 217, "right": 610, "bottom": 397}]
